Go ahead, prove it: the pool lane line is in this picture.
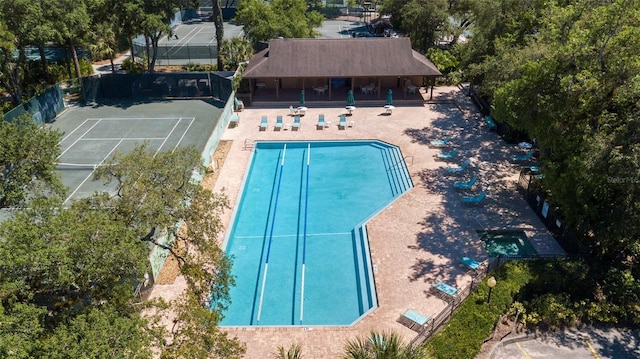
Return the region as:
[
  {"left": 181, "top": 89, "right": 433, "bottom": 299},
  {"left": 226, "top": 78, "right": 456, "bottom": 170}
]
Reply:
[
  {"left": 299, "top": 143, "right": 310, "bottom": 324},
  {"left": 256, "top": 143, "right": 286, "bottom": 323}
]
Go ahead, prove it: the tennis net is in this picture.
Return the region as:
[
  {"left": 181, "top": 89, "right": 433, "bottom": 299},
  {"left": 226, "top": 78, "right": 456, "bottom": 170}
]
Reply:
[{"left": 55, "top": 163, "right": 110, "bottom": 170}]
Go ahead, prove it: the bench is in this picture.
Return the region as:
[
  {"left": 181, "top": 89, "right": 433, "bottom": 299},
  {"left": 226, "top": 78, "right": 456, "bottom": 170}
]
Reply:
[
  {"left": 234, "top": 98, "right": 244, "bottom": 112},
  {"left": 229, "top": 114, "right": 239, "bottom": 128}
]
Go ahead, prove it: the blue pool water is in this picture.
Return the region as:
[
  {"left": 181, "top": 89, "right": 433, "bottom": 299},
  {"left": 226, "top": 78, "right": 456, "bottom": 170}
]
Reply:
[{"left": 220, "top": 141, "right": 412, "bottom": 326}]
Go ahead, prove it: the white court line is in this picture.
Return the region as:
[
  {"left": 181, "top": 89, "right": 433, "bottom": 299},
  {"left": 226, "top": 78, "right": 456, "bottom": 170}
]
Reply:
[
  {"left": 80, "top": 137, "right": 167, "bottom": 141},
  {"left": 171, "top": 118, "right": 196, "bottom": 152},
  {"left": 58, "top": 119, "right": 103, "bottom": 159},
  {"left": 155, "top": 118, "right": 183, "bottom": 156},
  {"left": 85, "top": 117, "right": 183, "bottom": 121},
  {"left": 59, "top": 119, "right": 90, "bottom": 143},
  {"left": 168, "top": 27, "right": 205, "bottom": 56},
  {"left": 63, "top": 138, "right": 125, "bottom": 205}
]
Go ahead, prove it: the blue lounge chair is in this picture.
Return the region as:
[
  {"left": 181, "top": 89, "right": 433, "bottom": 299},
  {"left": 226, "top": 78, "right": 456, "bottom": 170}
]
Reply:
[
  {"left": 485, "top": 115, "right": 497, "bottom": 130},
  {"left": 338, "top": 114, "right": 347, "bottom": 130},
  {"left": 460, "top": 257, "right": 481, "bottom": 271},
  {"left": 436, "top": 149, "right": 459, "bottom": 161},
  {"left": 461, "top": 191, "right": 487, "bottom": 204},
  {"left": 513, "top": 150, "right": 534, "bottom": 162},
  {"left": 453, "top": 177, "right": 477, "bottom": 190},
  {"left": 317, "top": 114, "right": 325, "bottom": 130},
  {"left": 292, "top": 115, "right": 301, "bottom": 131},
  {"left": 229, "top": 114, "right": 239, "bottom": 128},
  {"left": 429, "top": 137, "right": 451, "bottom": 147},
  {"left": 259, "top": 116, "right": 268, "bottom": 131},
  {"left": 398, "top": 309, "right": 430, "bottom": 332},
  {"left": 275, "top": 115, "right": 283, "bottom": 130},
  {"left": 446, "top": 159, "right": 471, "bottom": 174},
  {"left": 433, "top": 282, "right": 458, "bottom": 297}
]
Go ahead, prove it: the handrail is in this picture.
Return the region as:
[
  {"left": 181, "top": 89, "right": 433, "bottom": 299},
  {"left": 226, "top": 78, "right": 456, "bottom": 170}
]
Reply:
[{"left": 243, "top": 138, "right": 254, "bottom": 150}]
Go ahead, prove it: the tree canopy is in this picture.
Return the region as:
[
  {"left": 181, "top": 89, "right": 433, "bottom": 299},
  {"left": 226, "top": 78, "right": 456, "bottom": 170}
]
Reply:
[
  {"left": 235, "top": 0, "right": 323, "bottom": 46},
  {"left": 0, "top": 144, "right": 245, "bottom": 357},
  {"left": 0, "top": 113, "right": 64, "bottom": 208},
  {"left": 456, "top": 0, "right": 640, "bottom": 323}
]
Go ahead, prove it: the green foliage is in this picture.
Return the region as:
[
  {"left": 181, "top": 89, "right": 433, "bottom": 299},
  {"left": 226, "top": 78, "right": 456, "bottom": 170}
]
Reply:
[
  {"left": 219, "top": 37, "right": 253, "bottom": 71},
  {"left": 0, "top": 196, "right": 153, "bottom": 358},
  {"left": 121, "top": 58, "right": 147, "bottom": 73},
  {"left": 274, "top": 343, "right": 304, "bottom": 359},
  {"left": 235, "top": 0, "right": 323, "bottom": 45},
  {"left": 0, "top": 113, "right": 64, "bottom": 207},
  {"left": 343, "top": 331, "right": 430, "bottom": 359},
  {"left": 181, "top": 63, "right": 217, "bottom": 72},
  {"left": 426, "top": 261, "right": 534, "bottom": 359}
]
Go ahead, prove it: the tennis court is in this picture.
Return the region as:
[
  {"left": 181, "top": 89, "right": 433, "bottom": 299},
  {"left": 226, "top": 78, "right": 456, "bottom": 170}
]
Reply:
[
  {"left": 133, "top": 21, "right": 244, "bottom": 65},
  {"left": 50, "top": 101, "right": 225, "bottom": 204}
]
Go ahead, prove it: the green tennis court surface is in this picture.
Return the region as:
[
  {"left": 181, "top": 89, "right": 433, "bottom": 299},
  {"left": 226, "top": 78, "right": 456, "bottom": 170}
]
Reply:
[{"left": 50, "top": 100, "right": 224, "bottom": 204}]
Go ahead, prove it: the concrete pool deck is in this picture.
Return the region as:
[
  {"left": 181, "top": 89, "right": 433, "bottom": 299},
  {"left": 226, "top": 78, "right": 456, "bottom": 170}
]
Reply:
[{"left": 149, "top": 86, "right": 565, "bottom": 357}]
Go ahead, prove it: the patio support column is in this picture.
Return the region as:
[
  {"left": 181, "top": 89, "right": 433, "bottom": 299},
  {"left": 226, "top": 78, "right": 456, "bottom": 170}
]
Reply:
[
  {"left": 430, "top": 78, "right": 434, "bottom": 100},
  {"left": 377, "top": 78, "right": 381, "bottom": 99},
  {"left": 328, "top": 78, "right": 332, "bottom": 101},
  {"left": 275, "top": 78, "right": 279, "bottom": 101}
]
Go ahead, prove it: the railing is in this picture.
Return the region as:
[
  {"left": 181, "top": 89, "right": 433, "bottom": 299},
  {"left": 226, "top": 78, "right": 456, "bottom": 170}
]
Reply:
[{"left": 243, "top": 139, "right": 254, "bottom": 150}]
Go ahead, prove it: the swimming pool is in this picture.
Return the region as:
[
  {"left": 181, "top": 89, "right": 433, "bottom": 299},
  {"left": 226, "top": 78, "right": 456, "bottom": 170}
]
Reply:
[
  {"left": 220, "top": 140, "right": 412, "bottom": 326},
  {"left": 478, "top": 230, "right": 537, "bottom": 257}
]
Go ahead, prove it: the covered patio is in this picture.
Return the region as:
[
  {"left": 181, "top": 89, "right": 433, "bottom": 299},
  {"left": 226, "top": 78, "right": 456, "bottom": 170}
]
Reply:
[{"left": 242, "top": 38, "right": 442, "bottom": 105}]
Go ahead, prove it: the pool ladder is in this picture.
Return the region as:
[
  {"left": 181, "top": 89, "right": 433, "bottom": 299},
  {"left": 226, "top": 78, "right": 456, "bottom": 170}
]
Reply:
[{"left": 243, "top": 138, "right": 254, "bottom": 150}]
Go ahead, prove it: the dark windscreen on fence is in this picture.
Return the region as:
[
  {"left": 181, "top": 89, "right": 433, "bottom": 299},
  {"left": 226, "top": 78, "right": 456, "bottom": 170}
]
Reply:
[
  {"left": 81, "top": 72, "right": 233, "bottom": 104},
  {"left": 3, "top": 84, "right": 64, "bottom": 125}
]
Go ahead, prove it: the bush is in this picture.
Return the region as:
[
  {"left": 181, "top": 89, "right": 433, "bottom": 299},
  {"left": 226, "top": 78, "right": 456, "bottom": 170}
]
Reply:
[
  {"left": 426, "top": 261, "right": 534, "bottom": 359},
  {"left": 181, "top": 63, "right": 216, "bottom": 72},
  {"left": 121, "top": 58, "right": 146, "bottom": 73}
]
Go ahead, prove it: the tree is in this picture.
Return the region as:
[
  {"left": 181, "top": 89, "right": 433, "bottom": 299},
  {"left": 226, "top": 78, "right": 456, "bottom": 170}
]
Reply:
[
  {"left": 0, "top": 196, "right": 153, "bottom": 358},
  {"left": 0, "top": 113, "right": 64, "bottom": 208},
  {"left": 378, "top": 0, "right": 450, "bottom": 52},
  {"left": 49, "top": 0, "right": 92, "bottom": 79},
  {"left": 342, "top": 331, "right": 430, "bottom": 359},
  {"left": 93, "top": 144, "right": 245, "bottom": 356},
  {"left": 0, "top": 144, "right": 246, "bottom": 357},
  {"left": 235, "top": 0, "right": 323, "bottom": 46},
  {"left": 212, "top": 0, "right": 224, "bottom": 71},
  {"left": 139, "top": 0, "right": 179, "bottom": 72},
  {"left": 218, "top": 37, "right": 253, "bottom": 71}
]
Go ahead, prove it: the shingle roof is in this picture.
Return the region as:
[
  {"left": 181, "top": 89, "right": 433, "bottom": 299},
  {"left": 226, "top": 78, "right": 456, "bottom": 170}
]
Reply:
[{"left": 243, "top": 38, "right": 442, "bottom": 78}]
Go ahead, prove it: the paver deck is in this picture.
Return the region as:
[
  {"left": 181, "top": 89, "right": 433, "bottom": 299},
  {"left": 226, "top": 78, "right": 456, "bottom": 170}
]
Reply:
[{"left": 149, "top": 86, "right": 564, "bottom": 358}]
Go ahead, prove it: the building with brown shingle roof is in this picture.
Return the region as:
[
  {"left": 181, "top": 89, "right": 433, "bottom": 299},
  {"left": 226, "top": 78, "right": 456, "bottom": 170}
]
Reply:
[{"left": 243, "top": 37, "right": 442, "bottom": 103}]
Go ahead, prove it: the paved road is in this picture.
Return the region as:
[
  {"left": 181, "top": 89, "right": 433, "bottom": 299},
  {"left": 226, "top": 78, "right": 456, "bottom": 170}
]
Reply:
[{"left": 492, "top": 326, "right": 640, "bottom": 359}]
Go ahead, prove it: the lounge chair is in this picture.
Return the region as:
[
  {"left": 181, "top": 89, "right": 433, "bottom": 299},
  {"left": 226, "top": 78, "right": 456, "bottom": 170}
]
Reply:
[
  {"left": 259, "top": 116, "right": 268, "bottom": 131},
  {"left": 485, "top": 115, "right": 497, "bottom": 130},
  {"left": 429, "top": 137, "right": 451, "bottom": 147},
  {"left": 338, "top": 114, "right": 347, "bottom": 130},
  {"left": 229, "top": 114, "right": 239, "bottom": 128},
  {"left": 436, "top": 149, "right": 459, "bottom": 161},
  {"left": 316, "top": 114, "right": 325, "bottom": 129},
  {"left": 433, "top": 282, "right": 458, "bottom": 299},
  {"left": 274, "top": 115, "right": 283, "bottom": 130},
  {"left": 453, "top": 177, "right": 477, "bottom": 190},
  {"left": 461, "top": 191, "right": 487, "bottom": 204},
  {"left": 445, "top": 159, "right": 471, "bottom": 174},
  {"left": 397, "top": 309, "right": 430, "bottom": 332},
  {"left": 292, "top": 115, "right": 301, "bottom": 131},
  {"left": 460, "top": 256, "right": 481, "bottom": 271},
  {"left": 513, "top": 150, "right": 534, "bottom": 162}
]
